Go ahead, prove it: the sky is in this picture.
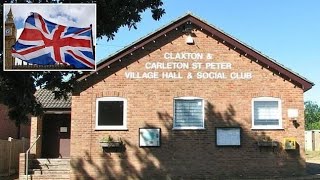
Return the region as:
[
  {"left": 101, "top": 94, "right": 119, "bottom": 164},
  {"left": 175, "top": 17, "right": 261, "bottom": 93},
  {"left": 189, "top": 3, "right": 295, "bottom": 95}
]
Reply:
[{"left": 96, "top": 0, "right": 320, "bottom": 104}]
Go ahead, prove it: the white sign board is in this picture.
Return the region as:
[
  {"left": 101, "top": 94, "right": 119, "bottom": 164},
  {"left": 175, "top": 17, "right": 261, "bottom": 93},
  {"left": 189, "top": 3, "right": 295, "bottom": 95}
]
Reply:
[
  {"left": 139, "top": 128, "right": 160, "bottom": 147},
  {"left": 288, "top": 109, "right": 298, "bottom": 119},
  {"left": 60, "top": 127, "right": 68, "bottom": 133},
  {"left": 216, "top": 128, "right": 241, "bottom": 146}
]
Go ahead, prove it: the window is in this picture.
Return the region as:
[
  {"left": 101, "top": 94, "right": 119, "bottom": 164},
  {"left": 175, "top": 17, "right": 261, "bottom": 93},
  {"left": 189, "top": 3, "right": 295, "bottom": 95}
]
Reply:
[
  {"left": 252, "top": 97, "right": 282, "bottom": 129},
  {"left": 96, "top": 97, "right": 127, "bottom": 130},
  {"left": 173, "top": 97, "right": 205, "bottom": 129}
]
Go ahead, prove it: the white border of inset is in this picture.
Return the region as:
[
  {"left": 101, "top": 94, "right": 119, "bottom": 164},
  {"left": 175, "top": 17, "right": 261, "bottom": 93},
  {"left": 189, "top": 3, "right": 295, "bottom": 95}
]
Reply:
[{"left": 3, "top": 3, "right": 97, "bottom": 72}]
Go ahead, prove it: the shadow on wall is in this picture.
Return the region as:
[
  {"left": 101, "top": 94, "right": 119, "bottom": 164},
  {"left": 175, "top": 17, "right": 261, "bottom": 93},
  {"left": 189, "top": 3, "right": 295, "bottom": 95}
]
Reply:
[{"left": 70, "top": 102, "right": 305, "bottom": 179}]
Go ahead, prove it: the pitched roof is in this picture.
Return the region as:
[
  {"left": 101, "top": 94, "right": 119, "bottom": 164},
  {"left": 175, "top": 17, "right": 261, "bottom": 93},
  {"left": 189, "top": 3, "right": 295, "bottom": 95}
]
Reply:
[
  {"left": 77, "top": 13, "right": 314, "bottom": 92},
  {"left": 35, "top": 89, "right": 71, "bottom": 109}
]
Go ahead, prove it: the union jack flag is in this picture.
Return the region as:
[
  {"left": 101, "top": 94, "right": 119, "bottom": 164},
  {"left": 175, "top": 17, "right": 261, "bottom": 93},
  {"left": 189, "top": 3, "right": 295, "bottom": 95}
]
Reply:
[{"left": 12, "top": 12, "right": 95, "bottom": 69}]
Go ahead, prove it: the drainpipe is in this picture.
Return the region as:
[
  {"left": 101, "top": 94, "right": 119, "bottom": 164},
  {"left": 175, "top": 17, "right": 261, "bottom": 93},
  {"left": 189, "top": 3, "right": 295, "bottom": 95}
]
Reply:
[{"left": 8, "top": 137, "right": 12, "bottom": 176}]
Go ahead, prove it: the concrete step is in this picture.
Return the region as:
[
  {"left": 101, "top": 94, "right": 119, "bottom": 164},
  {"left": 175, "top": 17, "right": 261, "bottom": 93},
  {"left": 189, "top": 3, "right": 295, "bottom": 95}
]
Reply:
[
  {"left": 29, "top": 164, "right": 70, "bottom": 170},
  {"left": 20, "top": 174, "right": 70, "bottom": 180},
  {"left": 26, "top": 158, "right": 71, "bottom": 179},
  {"left": 29, "top": 169, "right": 70, "bottom": 176},
  {"left": 32, "top": 158, "right": 70, "bottom": 165},
  {"left": 30, "top": 158, "right": 70, "bottom": 170}
]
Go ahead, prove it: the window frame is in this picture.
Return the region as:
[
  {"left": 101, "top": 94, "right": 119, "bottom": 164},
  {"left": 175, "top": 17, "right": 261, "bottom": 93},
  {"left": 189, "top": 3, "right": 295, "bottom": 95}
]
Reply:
[
  {"left": 95, "top": 97, "right": 127, "bottom": 130},
  {"left": 173, "top": 97, "right": 205, "bottom": 130},
  {"left": 251, "top": 97, "right": 283, "bottom": 130}
]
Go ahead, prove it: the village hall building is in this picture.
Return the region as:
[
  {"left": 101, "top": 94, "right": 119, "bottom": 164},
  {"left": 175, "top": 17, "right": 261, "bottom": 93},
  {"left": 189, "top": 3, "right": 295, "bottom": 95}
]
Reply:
[{"left": 25, "top": 14, "right": 314, "bottom": 179}]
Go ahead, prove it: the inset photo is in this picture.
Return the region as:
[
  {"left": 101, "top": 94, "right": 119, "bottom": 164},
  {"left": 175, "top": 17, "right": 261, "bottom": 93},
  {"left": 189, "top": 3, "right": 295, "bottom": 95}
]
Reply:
[{"left": 3, "top": 3, "right": 96, "bottom": 71}]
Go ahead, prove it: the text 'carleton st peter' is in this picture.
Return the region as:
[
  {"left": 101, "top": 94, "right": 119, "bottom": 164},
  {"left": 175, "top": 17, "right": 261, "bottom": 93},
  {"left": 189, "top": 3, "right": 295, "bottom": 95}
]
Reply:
[{"left": 124, "top": 52, "right": 252, "bottom": 80}]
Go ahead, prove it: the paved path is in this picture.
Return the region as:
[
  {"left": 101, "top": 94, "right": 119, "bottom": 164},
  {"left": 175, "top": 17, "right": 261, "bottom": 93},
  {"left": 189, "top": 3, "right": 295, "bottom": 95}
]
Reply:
[
  {"left": 1, "top": 160, "right": 320, "bottom": 180},
  {"left": 307, "top": 159, "right": 320, "bottom": 176}
]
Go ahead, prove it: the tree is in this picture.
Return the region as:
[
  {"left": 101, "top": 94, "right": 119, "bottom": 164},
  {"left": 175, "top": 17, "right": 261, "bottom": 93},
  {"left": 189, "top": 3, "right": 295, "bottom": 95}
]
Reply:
[
  {"left": 305, "top": 101, "right": 320, "bottom": 130},
  {"left": 0, "top": 0, "right": 165, "bottom": 136},
  {"left": 95, "top": 0, "right": 165, "bottom": 39},
  {"left": 0, "top": 71, "right": 43, "bottom": 137}
]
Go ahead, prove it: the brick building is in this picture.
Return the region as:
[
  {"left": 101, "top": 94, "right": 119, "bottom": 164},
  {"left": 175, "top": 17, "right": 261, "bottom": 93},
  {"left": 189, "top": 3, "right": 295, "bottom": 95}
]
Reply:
[
  {"left": 18, "top": 89, "right": 71, "bottom": 180},
  {"left": 26, "top": 14, "right": 314, "bottom": 179},
  {"left": 0, "top": 104, "right": 30, "bottom": 140},
  {"left": 31, "top": 89, "right": 71, "bottom": 158}
]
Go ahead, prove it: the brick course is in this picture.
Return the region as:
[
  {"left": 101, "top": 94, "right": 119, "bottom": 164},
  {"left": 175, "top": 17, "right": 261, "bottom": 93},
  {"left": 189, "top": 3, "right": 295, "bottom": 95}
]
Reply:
[{"left": 71, "top": 26, "right": 307, "bottom": 179}]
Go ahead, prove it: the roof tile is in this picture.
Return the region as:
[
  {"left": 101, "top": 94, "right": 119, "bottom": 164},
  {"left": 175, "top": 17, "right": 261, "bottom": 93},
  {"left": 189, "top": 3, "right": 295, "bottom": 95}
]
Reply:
[{"left": 35, "top": 89, "right": 71, "bottom": 109}]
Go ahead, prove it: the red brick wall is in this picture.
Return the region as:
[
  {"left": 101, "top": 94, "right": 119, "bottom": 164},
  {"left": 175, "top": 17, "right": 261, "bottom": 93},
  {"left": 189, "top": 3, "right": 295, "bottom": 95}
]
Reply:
[
  {"left": 71, "top": 29, "right": 306, "bottom": 179},
  {"left": 0, "top": 104, "right": 30, "bottom": 140}
]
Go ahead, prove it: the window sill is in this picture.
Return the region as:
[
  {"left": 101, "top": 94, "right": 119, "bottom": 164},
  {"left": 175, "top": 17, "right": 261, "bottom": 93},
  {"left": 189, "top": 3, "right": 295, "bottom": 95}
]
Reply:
[
  {"left": 172, "top": 128, "right": 206, "bottom": 130},
  {"left": 95, "top": 127, "right": 128, "bottom": 131},
  {"left": 251, "top": 127, "right": 284, "bottom": 130}
]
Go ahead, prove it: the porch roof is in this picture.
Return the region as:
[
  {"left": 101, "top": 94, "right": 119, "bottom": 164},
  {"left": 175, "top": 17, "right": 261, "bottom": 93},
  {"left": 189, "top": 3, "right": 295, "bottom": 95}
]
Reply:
[{"left": 35, "top": 89, "right": 71, "bottom": 109}]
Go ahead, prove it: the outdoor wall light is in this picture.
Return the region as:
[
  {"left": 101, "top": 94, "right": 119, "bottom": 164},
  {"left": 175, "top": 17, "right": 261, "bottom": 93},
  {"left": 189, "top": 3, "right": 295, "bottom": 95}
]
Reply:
[
  {"left": 183, "top": 23, "right": 194, "bottom": 45},
  {"left": 288, "top": 108, "right": 299, "bottom": 128},
  {"left": 186, "top": 34, "right": 194, "bottom": 45},
  {"left": 288, "top": 109, "right": 298, "bottom": 121}
]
